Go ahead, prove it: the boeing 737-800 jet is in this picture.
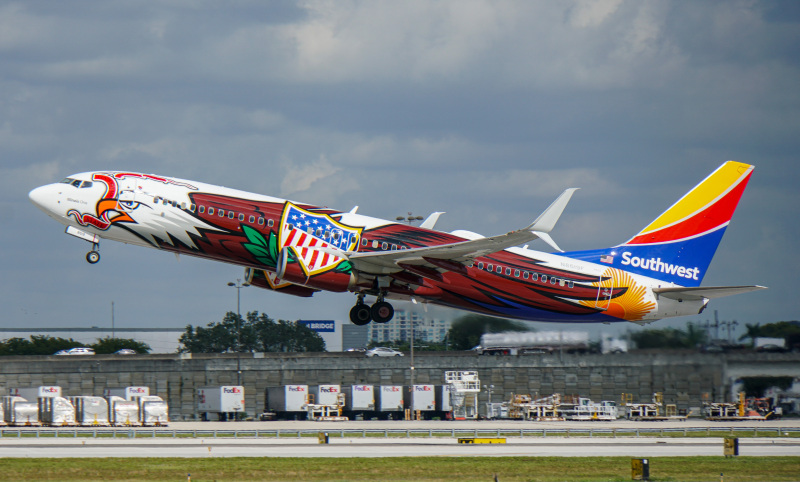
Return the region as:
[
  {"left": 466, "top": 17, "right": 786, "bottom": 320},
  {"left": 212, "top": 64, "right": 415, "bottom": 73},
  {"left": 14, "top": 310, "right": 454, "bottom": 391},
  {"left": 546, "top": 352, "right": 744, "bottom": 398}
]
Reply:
[{"left": 29, "top": 161, "right": 764, "bottom": 326}]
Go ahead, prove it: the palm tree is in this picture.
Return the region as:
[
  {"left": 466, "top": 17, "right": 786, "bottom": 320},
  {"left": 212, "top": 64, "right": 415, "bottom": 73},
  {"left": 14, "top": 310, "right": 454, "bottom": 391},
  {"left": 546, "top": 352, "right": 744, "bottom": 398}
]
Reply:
[{"left": 738, "top": 322, "right": 762, "bottom": 344}]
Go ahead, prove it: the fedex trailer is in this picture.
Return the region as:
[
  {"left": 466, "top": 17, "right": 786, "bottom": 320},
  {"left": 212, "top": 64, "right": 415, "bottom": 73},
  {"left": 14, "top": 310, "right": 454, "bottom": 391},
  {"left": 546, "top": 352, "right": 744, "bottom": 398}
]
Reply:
[
  {"left": 311, "top": 385, "right": 342, "bottom": 406},
  {"left": 375, "top": 385, "right": 404, "bottom": 417},
  {"left": 436, "top": 385, "right": 454, "bottom": 413},
  {"left": 265, "top": 385, "right": 309, "bottom": 419},
  {"left": 70, "top": 396, "right": 109, "bottom": 426},
  {"left": 197, "top": 386, "right": 245, "bottom": 421},
  {"left": 345, "top": 385, "right": 375, "bottom": 417},
  {"left": 404, "top": 385, "right": 436, "bottom": 418}
]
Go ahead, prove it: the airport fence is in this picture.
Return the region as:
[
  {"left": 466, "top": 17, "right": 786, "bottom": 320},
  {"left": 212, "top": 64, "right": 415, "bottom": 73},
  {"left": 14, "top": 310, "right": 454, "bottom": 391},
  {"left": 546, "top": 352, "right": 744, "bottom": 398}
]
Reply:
[{"left": 1, "top": 426, "right": 799, "bottom": 439}]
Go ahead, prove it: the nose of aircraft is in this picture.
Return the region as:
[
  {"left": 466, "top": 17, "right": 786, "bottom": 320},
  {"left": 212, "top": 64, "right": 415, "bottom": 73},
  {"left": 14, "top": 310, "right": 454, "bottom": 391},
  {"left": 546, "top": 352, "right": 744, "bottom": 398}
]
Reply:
[{"left": 28, "top": 184, "right": 58, "bottom": 215}]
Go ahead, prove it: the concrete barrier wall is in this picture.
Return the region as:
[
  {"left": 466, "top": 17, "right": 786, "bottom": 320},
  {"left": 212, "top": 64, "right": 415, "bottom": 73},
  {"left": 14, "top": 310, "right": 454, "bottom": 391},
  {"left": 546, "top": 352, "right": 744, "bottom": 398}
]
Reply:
[{"left": 0, "top": 351, "right": 797, "bottom": 419}]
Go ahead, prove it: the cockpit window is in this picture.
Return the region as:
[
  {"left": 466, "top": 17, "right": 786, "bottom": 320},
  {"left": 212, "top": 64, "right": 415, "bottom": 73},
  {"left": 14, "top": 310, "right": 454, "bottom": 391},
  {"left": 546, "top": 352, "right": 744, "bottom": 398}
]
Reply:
[
  {"left": 60, "top": 178, "right": 74, "bottom": 184},
  {"left": 80, "top": 181, "right": 93, "bottom": 188},
  {"left": 71, "top": 180, "right": 82, "bottom": 187}
]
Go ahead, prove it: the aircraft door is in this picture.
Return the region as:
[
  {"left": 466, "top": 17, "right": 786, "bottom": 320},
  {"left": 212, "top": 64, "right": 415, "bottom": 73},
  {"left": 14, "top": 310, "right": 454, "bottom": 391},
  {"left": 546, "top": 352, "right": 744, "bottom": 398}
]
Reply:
[{"left": 594, "top": 274, "right": 613, "bottom": 311}]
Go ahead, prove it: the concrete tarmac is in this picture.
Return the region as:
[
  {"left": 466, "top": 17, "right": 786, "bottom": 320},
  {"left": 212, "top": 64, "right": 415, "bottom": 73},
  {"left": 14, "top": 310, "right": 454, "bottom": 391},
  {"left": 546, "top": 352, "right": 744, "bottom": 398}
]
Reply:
[{"left": 2, "top": 420, "right": 800, "bottom": 458}]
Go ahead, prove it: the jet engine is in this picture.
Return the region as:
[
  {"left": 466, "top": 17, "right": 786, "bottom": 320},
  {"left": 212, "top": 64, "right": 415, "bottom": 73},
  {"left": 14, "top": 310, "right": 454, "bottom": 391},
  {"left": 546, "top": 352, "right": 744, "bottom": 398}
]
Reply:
[
  {"left": 275, "top": 246, "right": 354, "bottom": 292},
  {"left": 244, "top": 268, "right": 318, "bottom": 298}
]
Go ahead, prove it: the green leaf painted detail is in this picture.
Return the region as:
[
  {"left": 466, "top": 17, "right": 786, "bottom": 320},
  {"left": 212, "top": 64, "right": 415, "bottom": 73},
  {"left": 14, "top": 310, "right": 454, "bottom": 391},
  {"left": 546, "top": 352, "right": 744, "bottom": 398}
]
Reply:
[{"left": 243, "top": 225, "right": 277, "bottom": 267}]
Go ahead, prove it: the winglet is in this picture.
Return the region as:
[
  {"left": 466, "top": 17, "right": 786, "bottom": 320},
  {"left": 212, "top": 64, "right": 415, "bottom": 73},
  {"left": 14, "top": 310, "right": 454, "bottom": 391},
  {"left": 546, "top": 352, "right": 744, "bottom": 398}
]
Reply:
[
  {"left": 420, "top": 212, "right": 445, "bottom": 230},
  {"left": 528, "top": 188, "right": 579, "bottom": 233}
]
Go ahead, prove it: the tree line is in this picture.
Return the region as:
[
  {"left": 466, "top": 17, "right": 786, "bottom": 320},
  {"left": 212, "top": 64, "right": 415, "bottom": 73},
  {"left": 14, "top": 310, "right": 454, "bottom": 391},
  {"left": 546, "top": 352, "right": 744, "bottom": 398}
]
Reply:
[
  {"left": 178, "top": 311, "right": 326, "bottom": 353},
  {"left": 0, "top": 336, "right": 150, "bottom": 356}
]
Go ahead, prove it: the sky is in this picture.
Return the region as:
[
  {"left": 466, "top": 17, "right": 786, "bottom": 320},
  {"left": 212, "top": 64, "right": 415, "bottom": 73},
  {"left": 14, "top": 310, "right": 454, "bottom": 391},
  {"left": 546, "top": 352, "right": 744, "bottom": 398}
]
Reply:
[{"left": 2, "top": 0, "right": 798, "bottom": 343}]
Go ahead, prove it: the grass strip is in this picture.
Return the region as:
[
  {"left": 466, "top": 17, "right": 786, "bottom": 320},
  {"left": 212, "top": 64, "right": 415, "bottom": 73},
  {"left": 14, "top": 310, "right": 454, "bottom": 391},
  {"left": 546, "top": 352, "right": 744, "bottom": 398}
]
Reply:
[{"left": 0, "top": 456, "right": 797, "bottom": 481}]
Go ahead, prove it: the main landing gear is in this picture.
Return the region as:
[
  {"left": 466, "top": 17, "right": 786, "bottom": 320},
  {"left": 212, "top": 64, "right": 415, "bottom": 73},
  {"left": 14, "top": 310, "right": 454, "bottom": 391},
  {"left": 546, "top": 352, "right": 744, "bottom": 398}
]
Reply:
[
  {"left": 85, "top": 243, "right": 100, "bottom": 264},
  {"left": 349, "top": 293, "right": 395, "bottom": 325}
]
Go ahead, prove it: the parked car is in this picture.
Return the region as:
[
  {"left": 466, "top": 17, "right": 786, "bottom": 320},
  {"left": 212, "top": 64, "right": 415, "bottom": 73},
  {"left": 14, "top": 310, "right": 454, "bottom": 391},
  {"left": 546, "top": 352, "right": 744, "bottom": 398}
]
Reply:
[
  {"left": 55, "top": 347, "right": 96, "bottom": 355},
  {"left": 366, "top": 347, "right": 404, "bottom": 357}
]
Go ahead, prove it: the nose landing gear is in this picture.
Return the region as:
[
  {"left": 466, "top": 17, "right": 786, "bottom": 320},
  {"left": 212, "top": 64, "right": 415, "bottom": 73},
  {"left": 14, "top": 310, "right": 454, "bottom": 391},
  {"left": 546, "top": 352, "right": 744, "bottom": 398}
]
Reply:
[{"left": 86, "top": 243, "right": 100, "bottom": 264}]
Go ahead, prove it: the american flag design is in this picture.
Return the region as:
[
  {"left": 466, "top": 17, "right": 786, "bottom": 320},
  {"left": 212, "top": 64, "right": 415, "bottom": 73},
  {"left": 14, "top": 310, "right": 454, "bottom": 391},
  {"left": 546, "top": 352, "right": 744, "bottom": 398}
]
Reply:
[
  {"left": 279, "top": 203, "right": 361, "bottom": 276},
  {"left": 600, "top": 254, "right": 614, "bottom": 264}
]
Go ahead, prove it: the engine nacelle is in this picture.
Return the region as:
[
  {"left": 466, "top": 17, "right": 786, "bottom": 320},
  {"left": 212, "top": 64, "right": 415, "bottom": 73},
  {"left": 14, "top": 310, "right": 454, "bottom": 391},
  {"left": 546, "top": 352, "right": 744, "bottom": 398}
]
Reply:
[
  {"left": 244, "top": 268, "right": 318, "bottom": 298},
  {"left": 274, "top": 247, "right": 354, "bottom": 293}
]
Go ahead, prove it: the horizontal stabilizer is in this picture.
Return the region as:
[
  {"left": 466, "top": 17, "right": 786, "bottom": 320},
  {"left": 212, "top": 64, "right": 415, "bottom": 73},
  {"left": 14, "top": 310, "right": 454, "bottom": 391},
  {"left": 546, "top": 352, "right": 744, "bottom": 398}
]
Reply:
[{"left": 653, "top": 285, "right": 767, "bottom": 301}]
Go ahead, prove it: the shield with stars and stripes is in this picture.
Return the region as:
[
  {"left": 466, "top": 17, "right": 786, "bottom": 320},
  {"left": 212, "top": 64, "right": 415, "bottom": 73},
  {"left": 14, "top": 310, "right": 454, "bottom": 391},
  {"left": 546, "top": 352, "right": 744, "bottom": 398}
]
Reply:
[{"left": 278, "top": 202, "right": 361, "bottom": 276}]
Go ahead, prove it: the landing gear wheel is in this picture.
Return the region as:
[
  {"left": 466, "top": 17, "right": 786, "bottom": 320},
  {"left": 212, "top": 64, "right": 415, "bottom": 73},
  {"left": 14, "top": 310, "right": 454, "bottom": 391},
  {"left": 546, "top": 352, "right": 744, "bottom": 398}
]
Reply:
[
  {"left": 371, "top": 301, "right": 394, "bottom": 324},
  {"left": 349, "top": 304, "right": 372, "bottom": 326},
  {"left": 86, "top": 251, "right": 100, "bottom": 264}
]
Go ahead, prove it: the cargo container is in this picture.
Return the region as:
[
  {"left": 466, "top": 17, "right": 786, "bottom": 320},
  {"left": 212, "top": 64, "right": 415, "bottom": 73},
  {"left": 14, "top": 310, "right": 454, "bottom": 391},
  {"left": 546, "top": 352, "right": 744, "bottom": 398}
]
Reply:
[
  {"left": 376, "top": 385, "right": 404, "bottom": 414},
  {"left": 265, "top": 385, "right": 309, "bottom": 419},
  {"left": 138, "top": 395, "right": 169, "bottom": 426},
  {"left": 8, "top": 386, "right": 62, "bottom": 399},
  {"left": 311, "top": 385, "right": 342, "bottom": 406},
  {"left": 103, "top": 386, "right": 150, "bottom": 400},
  {"left": 3, "top": 396, "right": 39, "bottom": 426},
  {"left": 0, "top": 401, "right": 4, "bottom": 425},
  {"left": 197, "top": 386, "right": 245, "bottom": 421},
  {"left": 107, "top": 396, "right": 140, "bottom": 426},
  {"left": 345, "top": 385, "right": 375, "bottom": 413},
  {"left": 70, "top": 396, "right": 109, "bottom": 426},
  {"left": 404, "top": 385, "right": 436, "bottom": 415},
  {"left": 38, "top": 397, "right": 76, "bottom": 426}
]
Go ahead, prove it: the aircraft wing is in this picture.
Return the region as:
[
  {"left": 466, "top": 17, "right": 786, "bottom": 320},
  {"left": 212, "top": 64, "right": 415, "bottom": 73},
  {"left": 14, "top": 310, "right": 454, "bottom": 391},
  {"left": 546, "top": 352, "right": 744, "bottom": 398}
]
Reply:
[
  {"left": 653, "top": 285, "right": 767, "bottom": 301},
  {"left": 346, "top": 188, "right": 578, "bottom": 275}
]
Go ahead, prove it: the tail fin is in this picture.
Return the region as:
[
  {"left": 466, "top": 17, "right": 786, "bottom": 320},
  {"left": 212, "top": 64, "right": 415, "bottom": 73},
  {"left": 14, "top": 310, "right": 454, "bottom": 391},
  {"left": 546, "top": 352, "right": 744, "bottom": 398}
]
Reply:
[{"left": 564, "top": 161, "right": 754, "bottom": 287}]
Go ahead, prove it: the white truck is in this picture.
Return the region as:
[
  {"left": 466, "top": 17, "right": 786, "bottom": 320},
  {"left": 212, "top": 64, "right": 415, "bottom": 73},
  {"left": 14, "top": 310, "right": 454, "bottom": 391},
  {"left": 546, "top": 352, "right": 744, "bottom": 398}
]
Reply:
[
  {"left": 265, "top": 385, "right": 309, "bottom": 419},
  {"left": 476, "top": 331, "right": 591, "bottom": 355},
  {"left": 197, "top": 386, "right": 245, "bottom": 421}
]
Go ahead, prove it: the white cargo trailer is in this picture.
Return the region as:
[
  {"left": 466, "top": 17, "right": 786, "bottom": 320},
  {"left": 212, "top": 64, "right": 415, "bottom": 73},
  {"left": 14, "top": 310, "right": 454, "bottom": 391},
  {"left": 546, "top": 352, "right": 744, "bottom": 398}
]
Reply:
[
  {"left": 107, "top": 396, "right": 141, "bottom": 426},
  {"left": 3, "top": 396, "right": 39, "bottom": 426},
  {"left": 138, "top": 395, "right": 169, "bottom": 426},
  {"left": 346, "top": 385, "right": 375, "bottom": 412},
  {"left": 311, "top": 385, "right": 342, "bottom": 406},
  {"left": 436, "top": 385, "right": 454, "bottom": 413},
  {"left": 266, "top": 385, "right": 309, "bottom": 417},
  {"left": 376, "top": 386, "right": 404, "bottom": 413},
  {"left": 38, "top": 397, "right": 76, "bottom": 426},
  {"left": 404, "top": 385, "right": 436, "bottom": 414},
  {"left": 0, "top": 401, "right": 4, "bottom": 425},
  {"left": 70, "top": 396, "right": 109, "bottom": 426},
  {"left": 103, "top": 386, "right": 150, "bottom": 400},
  {"left": 8, "top": 386, "right": 62, "bottom": 399},
  {"left": 197, "top": 386, "right": 245, "bottom": 421}
]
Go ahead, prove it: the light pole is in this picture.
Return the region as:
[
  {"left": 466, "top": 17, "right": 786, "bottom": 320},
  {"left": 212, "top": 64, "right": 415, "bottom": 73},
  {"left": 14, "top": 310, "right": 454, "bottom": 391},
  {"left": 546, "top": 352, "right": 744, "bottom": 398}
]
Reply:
[
  {"left": 227, "top": 279, "right": 249, "bottom": 387},
  {"left": 396, "top": 213, "right": 423, "bottom": 395}
]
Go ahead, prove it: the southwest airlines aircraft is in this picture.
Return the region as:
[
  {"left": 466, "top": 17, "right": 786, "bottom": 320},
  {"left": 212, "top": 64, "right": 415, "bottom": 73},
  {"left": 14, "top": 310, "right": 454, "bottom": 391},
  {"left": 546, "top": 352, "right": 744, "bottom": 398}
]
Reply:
[{"left": 29, "top": 161, "right": 764, "bottom": 326}]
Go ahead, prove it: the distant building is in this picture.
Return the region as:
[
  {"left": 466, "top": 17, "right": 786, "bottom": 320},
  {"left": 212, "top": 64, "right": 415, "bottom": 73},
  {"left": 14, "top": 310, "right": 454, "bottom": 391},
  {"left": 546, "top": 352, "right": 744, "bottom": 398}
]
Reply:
[
  {"left": 342, "top": 324, "right": 369, "bottom": 350},
  {"left": 367, "top": 310, "right": 451, "bottom": 345}
]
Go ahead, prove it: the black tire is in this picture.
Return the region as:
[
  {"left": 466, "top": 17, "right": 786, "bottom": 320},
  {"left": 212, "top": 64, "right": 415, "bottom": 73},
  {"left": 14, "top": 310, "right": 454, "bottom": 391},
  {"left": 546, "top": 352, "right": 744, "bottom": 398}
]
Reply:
[
  {"left": 371, "top": 301, "right": 394, "bottom": 324},
  {"left": 350, "top": 304, "right": 372, "bottom": 325},
  {"left": 86, "top": 251, "right": 100, "bottom": 264}
]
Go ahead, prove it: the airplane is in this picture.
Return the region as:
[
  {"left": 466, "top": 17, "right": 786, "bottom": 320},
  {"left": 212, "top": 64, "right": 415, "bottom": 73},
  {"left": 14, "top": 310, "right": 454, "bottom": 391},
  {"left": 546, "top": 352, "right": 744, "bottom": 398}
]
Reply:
[{"left": 29, "top": 161, "right": 765, "bottom": 326}]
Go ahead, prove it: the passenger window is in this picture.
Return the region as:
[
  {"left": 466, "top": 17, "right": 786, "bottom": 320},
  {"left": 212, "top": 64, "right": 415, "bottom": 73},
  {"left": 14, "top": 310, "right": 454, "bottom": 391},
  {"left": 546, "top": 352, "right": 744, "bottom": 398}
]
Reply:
[
  {"left": 531, "top": 273, "right": 538, "bottom": 281},
  {"left": 523, "top": 271, "right": 529, "bottom": 279},
  {"left": 237, "top": 213, "right": 243, "bottom": 221},
  {"left": 199, "top": 206, "right": 205, "bottom": 214},
  {"left": 287, "top": 224, "right": 294, "bottom": 230},
  {"left": 372, "top": 240, "right": 379, "bottom": 248},
  {"left": 325, "top": 231, "right": 331, "bottom": 239},
  {"left": 495, "top": 266, "right": 502, "bottom": 274},
  {"left": 559, "top": 279, "right": 565, "bottom": 287},
  {"left": 267, "top": 219, "right": 273, "bottom": 227},
  {"left": 487, "top": 264, "right": 493, "bottom": 271},
  {"left": 190, "top": 204, "right": 196, "bottom": 213},
  {"left": 249, "top": 215, "right": 255, "bottom": 223},
  {"left": 181, "top": 202, "right": 187, "bottom": 210},
  {"left": 568, "top": 281, "right": 574, "bottom": 289},
  {"left": 514, "top": 270, "right": 520, "bottom": 277},
  {"left": 229, "top": 211, "right": 235, "bottom": 219},
  {"left": 257, "top": 217, "right": 264, "bottom": 225},
  {"left": 208, "top": 207, "right": 214, "bottom": 215},
  {"left": 218, "top": 209, "right": 225, "bottom": 217},
  {"left": 478, "top": 262, "right": 484, "bottom": 270},
  {"left": 381, "top": 242, "right": 388, "bottom": 250},
  {"left": 541, "top": 275, "right": 547, "bottom": 283},
  {"left": 551, "top": 277, "right": 557, "bottom": 285},
  {"left": 391, "top": 244, "right": 397, "bottom": 250},
  {"left": 362, "top": 239, "right": 368, "bottom": 247}
]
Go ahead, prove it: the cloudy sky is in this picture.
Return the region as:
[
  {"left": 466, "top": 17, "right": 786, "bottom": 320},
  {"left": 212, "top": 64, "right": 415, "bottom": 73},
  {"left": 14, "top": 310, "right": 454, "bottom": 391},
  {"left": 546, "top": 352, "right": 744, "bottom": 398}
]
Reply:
[{"left": 2, "top": 1, "right": 798, "bottom": 342}]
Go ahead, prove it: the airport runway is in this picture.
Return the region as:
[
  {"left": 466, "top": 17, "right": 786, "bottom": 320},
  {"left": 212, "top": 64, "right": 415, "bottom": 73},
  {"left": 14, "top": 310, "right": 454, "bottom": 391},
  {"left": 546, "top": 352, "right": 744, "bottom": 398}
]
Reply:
[{"left": 2, "top": 420, "right": 799, "bottom": 458}]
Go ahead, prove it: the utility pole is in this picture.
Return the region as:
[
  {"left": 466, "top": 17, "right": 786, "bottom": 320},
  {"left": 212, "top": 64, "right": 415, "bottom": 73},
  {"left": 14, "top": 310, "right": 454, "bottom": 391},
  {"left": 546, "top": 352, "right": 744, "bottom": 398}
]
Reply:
[{"left": 227, "top": 279, "right": 249, "bottom": 388}]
